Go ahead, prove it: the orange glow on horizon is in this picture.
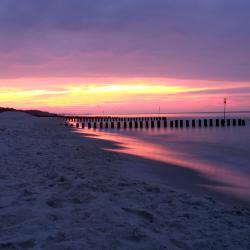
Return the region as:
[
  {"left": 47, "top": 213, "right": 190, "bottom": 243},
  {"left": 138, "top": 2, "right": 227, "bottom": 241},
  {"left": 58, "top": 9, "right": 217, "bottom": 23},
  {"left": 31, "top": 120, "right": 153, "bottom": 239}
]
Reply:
[
  {"left": 0, "top": 83, "right": 212, "bottom": 106},
  {"left": 0, "top": 77, "right": 249, "bottom": 114}
]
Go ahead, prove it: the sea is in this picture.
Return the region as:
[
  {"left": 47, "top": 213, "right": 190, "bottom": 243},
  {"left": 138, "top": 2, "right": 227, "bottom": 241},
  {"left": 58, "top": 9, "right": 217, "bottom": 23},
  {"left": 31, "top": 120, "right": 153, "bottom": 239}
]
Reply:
[{"left": 73, "top": 112, "right": 250, "bottom": 205}]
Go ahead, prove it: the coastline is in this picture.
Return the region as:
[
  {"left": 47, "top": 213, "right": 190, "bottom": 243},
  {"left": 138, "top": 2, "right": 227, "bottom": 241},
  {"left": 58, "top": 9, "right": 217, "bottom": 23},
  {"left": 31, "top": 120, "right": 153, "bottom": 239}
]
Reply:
[
  {"left": 0, "top": 112, "right": 249, "bottom": 249},
  {"left": 78, "top": 127, "right": 250, "bottom": 207}
]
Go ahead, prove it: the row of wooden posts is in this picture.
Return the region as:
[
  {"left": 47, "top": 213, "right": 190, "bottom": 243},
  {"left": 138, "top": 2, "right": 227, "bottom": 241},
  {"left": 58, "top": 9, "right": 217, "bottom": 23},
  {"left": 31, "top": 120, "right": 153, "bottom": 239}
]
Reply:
[{"left": 65, "top": 117, "right": 246, "bottom": 129}]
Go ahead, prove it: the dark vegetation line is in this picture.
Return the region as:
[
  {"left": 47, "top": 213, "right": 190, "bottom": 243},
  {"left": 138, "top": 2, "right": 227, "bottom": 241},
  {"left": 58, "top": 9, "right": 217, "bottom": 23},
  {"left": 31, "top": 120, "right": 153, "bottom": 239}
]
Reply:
[{"left": 0, "top": 107, "right": 58, "bottom": 117}]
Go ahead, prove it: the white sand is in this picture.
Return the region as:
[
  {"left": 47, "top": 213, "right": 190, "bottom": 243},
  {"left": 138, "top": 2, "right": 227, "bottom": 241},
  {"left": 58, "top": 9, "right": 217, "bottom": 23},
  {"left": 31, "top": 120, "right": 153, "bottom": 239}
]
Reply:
[{"left": 0, "top": 112, "right": 249, "bottom": 250}]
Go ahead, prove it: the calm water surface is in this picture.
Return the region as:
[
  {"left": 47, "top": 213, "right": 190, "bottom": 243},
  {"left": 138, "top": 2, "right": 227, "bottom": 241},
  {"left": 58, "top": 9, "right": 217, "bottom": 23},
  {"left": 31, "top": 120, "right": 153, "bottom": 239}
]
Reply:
[{"left": 74, "top": 113, "right": 250, "bottom": 203}]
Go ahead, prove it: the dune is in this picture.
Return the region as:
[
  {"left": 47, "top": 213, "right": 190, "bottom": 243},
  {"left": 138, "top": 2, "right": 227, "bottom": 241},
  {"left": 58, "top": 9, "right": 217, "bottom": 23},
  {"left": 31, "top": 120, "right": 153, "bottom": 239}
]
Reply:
[{"left": 0, "top": 112, "right": 249, "bottom": 250}]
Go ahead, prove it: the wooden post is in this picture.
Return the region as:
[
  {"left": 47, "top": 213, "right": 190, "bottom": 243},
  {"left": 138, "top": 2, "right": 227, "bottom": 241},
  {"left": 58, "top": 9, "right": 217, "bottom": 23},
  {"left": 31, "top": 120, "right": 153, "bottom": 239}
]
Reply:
[
  {"left": 221, "top": 119, "right": 225, "bottom": 127},
  {"left": 192, "top": 120, "right": 196, "bottom": 128},
  {"left": 216, "top": 119, "right": 219, "bottom": 127},
  {"left": 209, "top": 119, "right": 213, "bottom": 127},
  {"left": 198, "top": 119, "right": 202, "bottom": 127},
  {"left": 186, "top": 120, "right": 190, "bottom": 128},
  {"left": 227, "top": 119, "right": 231, "bottom": 126},
  {"left": 129, "top": 121, "right": 133, "bottom": 129},
  {"left": 140, "top": 121, "right": 143, "bottom": 128},
  {"left": 151, "top": 121, "right": 155, "bottom": 128},
  {"left": 204, "top": 119, "right": 208, "bottom": 127},
  {"left": 233, "top": 119, "right": 236, "bottom": 126},
  {"left": 157, "top": 120, "right": 161, "bottom": 128},
  {"left": 174, "top": 120, "right": 178, "bottom": 128},
  {"left": 164, "top": 120, "right": 167, "bottom": 128},
  {"left": 180, "top": 120, "right": 183, "bottom": 128},
  {"left": 170, "top": 121, "right": 174, "bottom": 128}
]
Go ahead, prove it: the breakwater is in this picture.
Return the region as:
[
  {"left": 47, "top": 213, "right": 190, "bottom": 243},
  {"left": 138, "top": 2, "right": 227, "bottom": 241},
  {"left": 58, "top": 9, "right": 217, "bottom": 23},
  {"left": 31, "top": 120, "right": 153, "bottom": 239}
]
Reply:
[{"left": 64, "top": 116, "right": 246, "bottom": 129}]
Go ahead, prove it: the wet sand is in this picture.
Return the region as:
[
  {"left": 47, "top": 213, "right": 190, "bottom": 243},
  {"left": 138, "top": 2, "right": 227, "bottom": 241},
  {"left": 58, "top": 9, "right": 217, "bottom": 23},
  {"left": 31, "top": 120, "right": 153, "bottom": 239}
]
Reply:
[
  {"left": 0, "top": 112, "right": 249, "bottom": 249},
  {"left": 80, "top": 128, "right": 250, "bottom": 207}
]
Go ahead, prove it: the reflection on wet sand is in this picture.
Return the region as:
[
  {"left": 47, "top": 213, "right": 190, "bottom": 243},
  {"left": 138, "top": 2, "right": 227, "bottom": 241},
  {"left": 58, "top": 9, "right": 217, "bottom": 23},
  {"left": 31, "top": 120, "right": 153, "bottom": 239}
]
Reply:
[{"left": 76, "top": 127, "right": 250, "bottom": 202}]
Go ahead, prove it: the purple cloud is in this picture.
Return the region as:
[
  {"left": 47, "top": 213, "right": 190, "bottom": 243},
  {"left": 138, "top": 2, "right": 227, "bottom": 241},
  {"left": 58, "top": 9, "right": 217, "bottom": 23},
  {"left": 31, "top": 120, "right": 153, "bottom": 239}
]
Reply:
[{"left": 0, "top": 0, "right": 250, "bottom": 81}]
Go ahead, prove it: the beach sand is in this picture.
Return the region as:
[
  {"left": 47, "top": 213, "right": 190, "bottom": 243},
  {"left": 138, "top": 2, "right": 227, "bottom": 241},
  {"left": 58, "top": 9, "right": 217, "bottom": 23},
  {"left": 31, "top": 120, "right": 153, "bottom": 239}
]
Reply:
[{"left": 0, "top": 112, "right": 249, "bottom": 250}]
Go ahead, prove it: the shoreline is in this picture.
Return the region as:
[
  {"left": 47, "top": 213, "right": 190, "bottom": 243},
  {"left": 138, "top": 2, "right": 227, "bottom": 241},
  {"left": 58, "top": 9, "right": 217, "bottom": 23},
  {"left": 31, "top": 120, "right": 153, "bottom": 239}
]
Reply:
[
  {"left": 0, "top": 112, "right": 250, "bottom": 249},
  {"left": 76, "top": 128, "right": 250, "bottom": 207}
]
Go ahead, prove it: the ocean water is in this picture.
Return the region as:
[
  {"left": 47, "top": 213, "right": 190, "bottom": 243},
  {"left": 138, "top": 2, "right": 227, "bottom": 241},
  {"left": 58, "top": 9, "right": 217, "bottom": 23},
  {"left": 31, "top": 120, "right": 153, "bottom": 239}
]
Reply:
[
  {"left": 74, "top": 112, "right": 250, "bottom": 203},
  {"left": 72, "top": 111, "right": 250, "bottom": 119}
]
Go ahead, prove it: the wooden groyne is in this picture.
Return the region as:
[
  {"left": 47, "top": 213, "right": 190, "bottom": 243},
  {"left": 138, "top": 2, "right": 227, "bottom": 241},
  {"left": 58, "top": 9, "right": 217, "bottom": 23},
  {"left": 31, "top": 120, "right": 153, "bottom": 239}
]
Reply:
[{"left": 63, "top": 116, "right": 247, "bottom": 129}]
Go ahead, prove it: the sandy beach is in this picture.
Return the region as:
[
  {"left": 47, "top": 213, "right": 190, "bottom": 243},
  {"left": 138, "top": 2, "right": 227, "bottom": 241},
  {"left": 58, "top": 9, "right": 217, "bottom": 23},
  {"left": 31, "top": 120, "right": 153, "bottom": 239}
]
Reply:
[{"left": 0, "top": 112, "right": 250, "bottom": 250}]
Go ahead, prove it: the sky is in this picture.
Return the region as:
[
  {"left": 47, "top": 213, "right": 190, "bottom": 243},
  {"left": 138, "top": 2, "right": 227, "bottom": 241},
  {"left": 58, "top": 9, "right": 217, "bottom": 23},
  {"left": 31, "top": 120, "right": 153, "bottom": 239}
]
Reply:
[{"left": 0, "top": 0, "right": 250, "bottom": 114}]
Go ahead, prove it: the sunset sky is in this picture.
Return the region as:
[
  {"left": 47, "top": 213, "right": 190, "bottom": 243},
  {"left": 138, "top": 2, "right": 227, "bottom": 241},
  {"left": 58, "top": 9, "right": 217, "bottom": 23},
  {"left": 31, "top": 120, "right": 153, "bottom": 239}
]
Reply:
[{"left": 0, "top": 0, "right": 250, "bottom": 114}]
